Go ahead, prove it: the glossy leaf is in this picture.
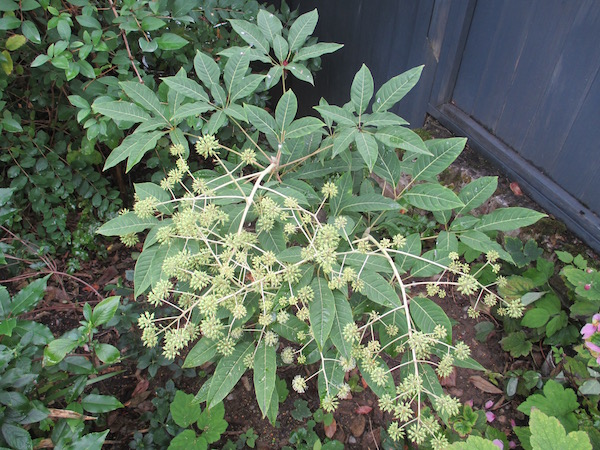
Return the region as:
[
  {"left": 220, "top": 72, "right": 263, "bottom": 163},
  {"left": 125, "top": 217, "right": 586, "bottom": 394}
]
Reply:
[
  {"left": 229, "top": 19, "right": 270, "bottom": 54},
  {"left": 354, "top": 131, "right": 378, "bottom": 171},
  {"left": 350, "top": 64, "right": 373, "bottom": 115},
  {"left": 373, "top": 65, "right": 423, "bottom": 112},
  {"left": 91, "top": 296, "right": 120, "bottom": 326},
  {"left": 257, "top": 9, "right": 283, "bottom": 43},
  {"left": 183, "top": 338, "right": 217, "bottom": 368},
  {"left": 81, "top": 394, "right": 124, "bottom": 413},
  {"left": 275, "top": 90, "right": 298, "bottom": 130},
  {"left": 294, "top": 42, "right": 344, "bottom": 62},
  {"left": 287, "top": 9, "right": 318, "bottom": 51}
]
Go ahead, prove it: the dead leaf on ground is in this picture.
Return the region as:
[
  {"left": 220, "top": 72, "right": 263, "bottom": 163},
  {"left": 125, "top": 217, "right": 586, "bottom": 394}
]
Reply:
[
  {"left": 355, "top": 405, "right": 373, "bottom": 415},
  {"left": 324, "top": 417, "right": 337, "bottom": 438},
  {"left": 510, "top": 182, "right": 523, "bottom": 196},
  {"left": 48, "top": 408, "right": 96, "bottom": 421},
  {"left": 468, "top": 375, "right": 503, "bottom": 394},
  {"left": 440, "top": 367, "right": 457, "bottom": 387}
]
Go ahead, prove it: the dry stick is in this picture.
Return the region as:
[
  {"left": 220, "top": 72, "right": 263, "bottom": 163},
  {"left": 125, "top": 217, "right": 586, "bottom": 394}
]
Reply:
[{"left": 107, "top": 0, "right": 144, "bottom": 83}]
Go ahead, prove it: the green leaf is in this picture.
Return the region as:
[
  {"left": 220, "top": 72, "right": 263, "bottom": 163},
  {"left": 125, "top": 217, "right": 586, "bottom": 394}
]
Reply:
[
  {"left": 134, "top": 239, "right": 183, "bottom": 297},
  {"left": 287, "top": 63, "right": 314, "bottom": 85},
  {"left": 244, "top": 104, "right": 278, "bottom": 140},
  {"left": 92, "top": 101, "right": 150, "bottom": 123},
  {"left": 207, "top": 341, "right": 253, "bottom": 408},
  {"left": 354, "top": 131, "right": 378, "bottom": 172},
  {"left": 343, "top": 252, "right": 393, "bottom": 274},
  {"left": 168, "top": 430, "right": 207, "bottom": 450},
  {"left": 273, "top": 34, "right": 288, "bottom": 62},
  {"left": 171, "top": 390, "right": 203, "bottom": 427},
  {"left": 183, "top": 338, "right": 217, "bottom": 368},
  {"left": 404, "top": 183, "right": 464, "bottom": 211},
  {"left": 135, "top": 182, "right": 172, "bottom": 213},
  {"left": 120, "top": 81, "right": 169, "bottom": 123},
  {"left": 230, "top": 74, "right": 265, "bottom": 103},
  {"left": 351, "top": 64, "right": 373, "bottom": 115},
  {"left": 82, "top": 394, "right": 123, "bottom": 413},
  {"left": 310, "top": 277, "right": 336, "bottom": 350},
  {"left": 91, "top": 296, "right": 120, "bottom": 326},
  {"left": 172, "top": 102, "right": 214, "bottom": 121},
  {"left": 360, "top": 271, "right": 402, "bottom": 308},
  {"left": 229, "top": 19, "right": 270, "bottom": 55},
  {"left": 253, "top": 341, "right": 276, "bottom": 418},
  {"left": 529, "top": 409, "right": 591, "bottom": 450},
  {"left": 374, "top": 126, "right": 430, "bottom": 155},
  {"left": 332, "top": 127, "right": 358, "bottom": 157},
  {"left": 373, "top": 65, "right": 423, "bottom": 112},
  {"left": 194, "top": 51, "right": 220, "bottom": 88},
  {"left": 330, "top": 291, "right": 353, "bottom": 359},
  {"left": 6, "top": 34, "right": 26, "bottom": 51},
  {"left": 338, "top": 193, "right": 400, "bottom": 214},
  {"left": 76, "top": 14, "right": 101, "bottom": 29},
  {"left": 258, "top": 223, "right": 286, "bottom": 254},
  {"left": 518, "top": 380, "right": 579, "bottom": 433},
  {"left": 141, "top": 16, "right": 166, "bottom": 31},
  {"left": 276, "top": 90, "right": 297, "bottom": 130},
  {"left": 411, "top": 137, "right": 466, "bottom": 182},
  {"left": 196, "top": 401, "right": 227, "bottom": 443},
  {"left": 0, "top": 16, "right": 20, "bottom": 30},
  {"left": 1, "top": 423, "right": 32, "bottom": 450},
  {"left": 62, "top": 430, "right": 108, "bottom": 450},
  {"left": 257, "top": 9, "right": 283, "bottom": 43},
  {"left": 156, "top": 33, "right": 189, "bottom": 50},
  {"left": 293, "top": 42, "right": 344, "bottom": 62},
  {"left": 458, "top": 230, "right": 513, "bottom": 263},
  {"left": 21, "top": 20, "right": 41, "bottom": 44},
  {"left": 318, "top": 358, "right": 345, "bottom": 398},
  {"left": 44, "top": 338, "right": 78, "bottom": 366},
  {"left": 162, "top": 76, "right": 209, "bottom": 102},
  {"left": 359, "top": 356, "right": 395, "bottom": 398},
  {"left": 224, "top": 50, "right": 250, "bottom": 97},
  {"left": 10, "top": 275, "right": 50, "bottom": 316},
  {"left": 457, "top": 176, "right": 498, "bottom": 215},
  {"left": 362, "top": 112, "right": 409, "bottom": 127},
  {"left": 96, "top": 211, "right": 159, "bottom": 236},
  {"left": 287, "top": 9, "right": 318, "bottom": 51},
  {"left": 500, "top": 331, "right": 532, "bottom": 358},
  {"left": 95, "top": 343, "right": 120, "bottom": 364},
  {"left": 285, "top": 117, "right": 324, "bottom": 140},
  {"left": 314, "top": 105, "right": 356, "bottom": 126},
  {"left": 447, "top": 435, "right": 500, "bottom": 450},
  {"left": 521, "top": 308, "right": 550, "bottom": 328},
  {"left": 103, "top": 131, "right": 166, "bottom": 172},
  {"left": 410, "top": 297, "right": 452, "bottom": 341},
  {"left": 475, "top": 207, "right": 546, "bottom": 232}
]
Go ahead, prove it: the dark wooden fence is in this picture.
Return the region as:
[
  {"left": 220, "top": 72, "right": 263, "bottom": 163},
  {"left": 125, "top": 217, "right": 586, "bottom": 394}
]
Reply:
[{"left": 289, "top": 0, "right": 600, "bottom": 253}]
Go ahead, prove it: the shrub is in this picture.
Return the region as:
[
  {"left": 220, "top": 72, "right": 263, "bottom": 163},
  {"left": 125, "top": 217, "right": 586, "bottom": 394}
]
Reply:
[{"left": 97, "top": 8, "right": 546, "bottom": 448}]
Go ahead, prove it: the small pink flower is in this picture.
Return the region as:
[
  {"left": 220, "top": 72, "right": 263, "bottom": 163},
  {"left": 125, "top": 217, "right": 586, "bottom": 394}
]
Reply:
[
  {"left": 485, "top": 400, "right": 494, "bottom": 409},
  {"left": 510, "top": 419, "right": 516, "bottom": 427},
  {"left": 585, "top": 284, "right": 592, "bottom": 291},
  {"left": 585, "top": 341, "right": 600, "bottom": 354},
  {"left": 465, "top": 399, "right": 473, "bottom": 407},
  {"left": 593, "top": 313, "right": 600, "bottom": 323},
  {"left": 581, "top": 323, "right": 596, "bottom": 339},
  {"left": 509, "top": 441, "right": 516, "bottom": 449},
  {"left": 596, "top": 355, "right": 600, "bottom": 365},
  {"left": 492, "top": 439, "right": 504, "bottom": 449},
  {"left": 486, "top": 411, "right": 496, "bottom": 422}
]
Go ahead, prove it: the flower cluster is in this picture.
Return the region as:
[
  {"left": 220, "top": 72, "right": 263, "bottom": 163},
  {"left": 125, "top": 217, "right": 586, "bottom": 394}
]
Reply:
[{"left": 581, "top": 313, "right": 600, "bottom": 364}]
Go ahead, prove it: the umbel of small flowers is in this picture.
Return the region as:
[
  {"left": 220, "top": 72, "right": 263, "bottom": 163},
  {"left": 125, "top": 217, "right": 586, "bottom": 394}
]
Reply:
[{"left": 125, "top": 136, "right": 522, "bottom": 448}]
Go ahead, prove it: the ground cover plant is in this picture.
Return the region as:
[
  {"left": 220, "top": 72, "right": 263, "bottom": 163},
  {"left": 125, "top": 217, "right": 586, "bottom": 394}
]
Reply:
[{"left": 1, "top": 2, "right": 600, "bottom": 449}]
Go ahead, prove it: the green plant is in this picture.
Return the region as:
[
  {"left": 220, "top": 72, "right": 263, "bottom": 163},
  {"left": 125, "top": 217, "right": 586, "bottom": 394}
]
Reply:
[
  {"left": 96, "top": 11, "right": 546, "bottom": 446},
  {"left": 1, "top": 0, "right": 319, "bottom": 263},
  {"left": 556, "top": 251, "right": 600, "bottom": 316},
  {"left": 168, "top": 390, "right": 228, "bottom": 449},
  {"left": 0, "top": 277, "right": 124, "bottom": 449}
]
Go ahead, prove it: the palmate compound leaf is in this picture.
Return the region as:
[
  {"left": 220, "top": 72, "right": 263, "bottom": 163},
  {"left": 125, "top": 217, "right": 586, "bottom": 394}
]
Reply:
[{"left": 529, "top": 409, "right": 592, "bottom": 450}]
